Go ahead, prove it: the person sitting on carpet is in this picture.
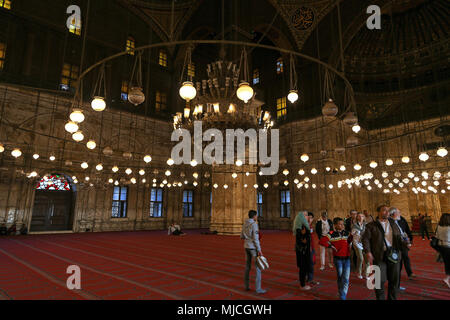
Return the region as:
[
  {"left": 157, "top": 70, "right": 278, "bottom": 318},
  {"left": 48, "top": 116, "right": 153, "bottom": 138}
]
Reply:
[{"left": 168, "top": 222, "right": 186, "bottom": 236}]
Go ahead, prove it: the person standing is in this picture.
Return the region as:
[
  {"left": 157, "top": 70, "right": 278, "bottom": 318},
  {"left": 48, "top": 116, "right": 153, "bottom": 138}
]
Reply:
[
  {"left": 389, "top": 207, "right": 416, "bottom": 283},
  {"left": 345, "top": 210, "right": 358, "bottom": 232},
  {"left": 306, "top": 212, "right": 320, "bottom": 286},
  {"left": 352, "top": 212, "right": 369, "bottom": 279},
  {"left": 362, "top": 205, "right": 405, "bottom": 300},
  {"left": 316, "top": 211, "right": 334, "bottom": 270},
  {"left": 435, "top": 213, "right": 450, "bottom": 288},
  {"left": 319, "top": 218, "right": 353, "bottom": 300},
  {"left": 363, "top": 210, "right": 375, "bottom": 224},
  {"left": 419, "top": 213, "right": 430, "bottom": 240},
  {"left": 293, "top": 212, "right": 312, "bottom": 290},
  {"left": 241, "top": 210, "right": 266, "bottom": 294}
]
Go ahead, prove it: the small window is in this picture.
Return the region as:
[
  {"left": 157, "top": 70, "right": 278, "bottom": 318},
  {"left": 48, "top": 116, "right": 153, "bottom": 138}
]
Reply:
[
  {"left": 68, "top": 14, "right": 81, "bottom": 36},
  {"left": 210, "top": 191, "right": 213, "bottom": 217},
  {"left": 159, "top": 50, "right": 168, "bottom": 67},
  {"left": 280, "top": 190, "right": 290, "bottom": 218},
  {"left": 156, "top": 91, "right": 167, "bottom": 112},
  {"left": 0, "top": 42, "right": 6, "bottom": 70},
  {"left": 0, "top": 0, "right": 12, "bottom": 10},
  {"left": 121, "top": 80, "right": 129, "bottom": 101},
  {"left": 188, "top": 63, "right": 195, "bottom": 77},
  {"left": 257, "top": 191, "right": 263, "bottom": 217},
  {"left": 60, "top": 63, "right": 79, "bottom": 91},
  {"left": 112, "top": 187, "right": 128, "bottom": 218},
  {"left": 277, "top": 97, "right": 287, "bottom": 119},
  {"left": 183, "top": 190, "right": 194, "bottom": 217},
  {"left": 276, "top": 58, "right": 284, "bottom": 74},
  {"left": 150, "top": 188, "right": 163, "bottom": 218},
  {"left": 253, "top": 69, "right": 260, "bottom": 85},
  {"left": 126, "top": 37, "right": 135, "bottom": 55}
]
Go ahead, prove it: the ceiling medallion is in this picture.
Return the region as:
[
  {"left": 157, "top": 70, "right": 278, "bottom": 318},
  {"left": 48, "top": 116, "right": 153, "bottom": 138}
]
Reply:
[{"left": 291, "top": 7, "right": 315, "bottom": 31}]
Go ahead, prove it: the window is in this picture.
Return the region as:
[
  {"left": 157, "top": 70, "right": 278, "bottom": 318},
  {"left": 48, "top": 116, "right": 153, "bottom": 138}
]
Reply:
[
  {"left": 183, "top": 190, "right": 194, "bottom": 217},
  {"left": 276, "top": 58, "right": 284, "bottom": 74},
  {"left": 277, "top": 97, "right": 287, "bottom": 119},
  {"left": 0, "top": 42, "right": 6, "bottom": 70},
  {"left": 0, "top": 0, "right": 11, "bottom": 10},
  {"left": 155, "top": 91, "right": 167, "bottom": 112},
  {"left": 36, "top": 175, "right": 71, "bottom": 191},
  {"left": 257, "top": 191, "right": 263, "bottom": 217},
  {"left": 112, "top": 187, "right": 128, "bottom": 218},
  {"left": 126, "top": 37, "right": 135, "bottom": 55},
  {"left": 188, "top": 63, "right": 195, "bottom": 77},
  {"left": 280, "top": 190, "right": 290, "bottom": 218},
  {"left": 68, "top": 14, "right": 81, "bottom": 36},
  {"left": 253, "top": 69, "right": 260, "bottom": 85},
  {"left": 60, "top": 63, "right": 79, "bottom": 91},
  {"left": 150, "top": 188, "right": 163, "bottom": 217},
  {"left": 159, "top": 50, "right": 167, "bottom": 67},
  {"left": 121, "top": 80, "right": 129, "bottom": 101},
  {"left": 210, "top": 191, "right": 213, "bottom": 217}
]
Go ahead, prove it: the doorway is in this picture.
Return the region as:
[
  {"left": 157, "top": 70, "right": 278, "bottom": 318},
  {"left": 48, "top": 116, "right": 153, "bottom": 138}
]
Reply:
[{"left": 30, "top": 175, "right": 75, "bottom": 232}]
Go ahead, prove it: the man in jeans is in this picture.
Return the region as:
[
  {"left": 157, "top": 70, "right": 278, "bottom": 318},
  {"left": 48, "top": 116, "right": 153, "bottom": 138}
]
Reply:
[
  {"left": 319, "top": 217, "right": 353, "bottom": 300},
  {"left": 362, "top": 205, "right": 404, "bottom": 300},
  {"left": 241, "top": 210, "right": 267, "bottom": 294}
]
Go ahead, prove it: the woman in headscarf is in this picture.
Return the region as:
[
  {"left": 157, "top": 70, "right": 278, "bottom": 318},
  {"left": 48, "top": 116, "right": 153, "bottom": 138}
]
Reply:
[{"left": 294, "top": 211, "right": 312, "bottom": 290}]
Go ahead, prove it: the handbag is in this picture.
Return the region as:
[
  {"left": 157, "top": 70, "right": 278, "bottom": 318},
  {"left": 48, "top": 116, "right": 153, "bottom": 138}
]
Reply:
[
  {"left": 430, "top": 237, "right": 440, "bottom": 251},
  {"left": 256, "top": 256, "right": 270, "bottom": 271},
  {"left": 377, "top": 221, "right": 399, "bottom": 264}
]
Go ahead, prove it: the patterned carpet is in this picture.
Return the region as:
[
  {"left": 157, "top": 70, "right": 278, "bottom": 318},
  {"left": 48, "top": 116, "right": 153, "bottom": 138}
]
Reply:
[{"left": 0, "top": 230, "right": 448, "bottom": 300}]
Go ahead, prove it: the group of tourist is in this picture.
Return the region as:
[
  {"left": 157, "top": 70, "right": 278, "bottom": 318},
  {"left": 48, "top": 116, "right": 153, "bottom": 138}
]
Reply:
[{"left": 241, "top": 207, "right": 450, "bottom": 300}]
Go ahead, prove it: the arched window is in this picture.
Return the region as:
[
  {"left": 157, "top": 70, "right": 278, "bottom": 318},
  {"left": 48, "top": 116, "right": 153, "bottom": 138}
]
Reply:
[
  {"left": 159, "top": 50, "right": 168, "bottom": 67},
  {"left": 276, "top": 58, "right": 284, "bottom": 74},
  {"left": 68, "top": 15, "right": 81, "bottom": 36},
  {"left": 126, "top": 36, "right": 135, "bottom": 55},
  {"left": 36, "top": 175, "right": 71, "bottom": 191}
]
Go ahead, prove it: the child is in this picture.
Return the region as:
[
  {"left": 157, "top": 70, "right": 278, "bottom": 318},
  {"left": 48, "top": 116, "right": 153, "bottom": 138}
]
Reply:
[{"left": 319, "top": 217, "right": 353, "bottom": 300}]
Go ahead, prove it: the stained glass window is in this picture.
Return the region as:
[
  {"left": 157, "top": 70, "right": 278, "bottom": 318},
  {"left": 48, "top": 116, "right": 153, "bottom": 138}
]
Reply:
[
  {"left": 0, "top": 0, "right": 11, "bottom": 10},
  {"left": 126, "top": 36, "right": 135, "bottom": 55},
  {"left": 121, "top": 80, "right": 129, "bottom": 101},
  {"left": 276, "top": 58, "right": 284, "bottom": 74},
  {"left": 257, "top": 191, "right": 263, "bottom": 217},
  {"left": 277, "top": 97, "right": 287, "bottom": 119},
  {"left": 60, "top": 63, "right": 79, "bottom": 91},
  {"left": 36, "top": 175, "right": 71, "bottom": 191},
  {"left": 253, "top": 69, "right": 260, "bottom": 85},
  {"left": 188, "top": 63, "right": 195, "bottom": 77},
  {"left": 156, "top": 91, "right": 167, "bottom": 112},
  {"left": 0, "top": 42, "right": 6, "bottom": 70},
  {"left": 68, "top": 15, "right": 81, "bottom": 36},
  {"left": 159, "top": 50, "right": 167, "bottom": 67}
]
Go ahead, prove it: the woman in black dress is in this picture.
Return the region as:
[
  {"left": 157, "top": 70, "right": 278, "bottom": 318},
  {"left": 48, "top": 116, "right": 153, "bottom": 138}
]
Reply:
[{"left": 294, "top": 212, "right": 312, "bottom": 291}]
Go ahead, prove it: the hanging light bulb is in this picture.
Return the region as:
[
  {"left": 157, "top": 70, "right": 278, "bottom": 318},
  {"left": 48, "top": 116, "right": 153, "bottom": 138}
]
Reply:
[
  {"left": 236, "top": 82, "right": 254, "bottom": 103},
  {"left": 114, "top": 180, "right": 119, "bottom": 186},
  {"left": 283, "top": 169, "right": 290, "bottom": 176},
  {"left": 179, "top": 81, "right": 197, "bottom": 102},
  {"left": 96, "top": 164, "right": 103, "bottom": 171},
  {"left": 130, "top": 178, "right": 137, "bottom": 184},
  {"left": 33, "top": 154, "right": 40, "bottom": 160},
  {"left": 165, "top": 170, "right": 171, "bottom": 177},
  {"left": 300, "top": 154, "right": 309, "bottom": 162},
  {"left": 91, "top": 96, "right": 106, "bottom": 112},
  {"left": 437, "top": 147, "right": 448, "bottom": 157},
  {"left": 49, "top": 155, "right": 56, "bottom": 161},
  {"left": 385, "top": 159, "right": 394, "bottom": 166},
  {"left": 125, "top": 168, "right": 132, "bottom": 175},
  {"left": 232, "top": 173, "right": 238, "bottom": 179},
  {"left": 193, "top": 173, "right": 199, "bottom": 179},
  {"left": 86, "top": 140, "right": 96, "bottom": 150},
  {"left": 72, "top": 131, "right": 84, "bottom": 142},
  {"left": 70, "top": 109, "right": 85, "bottom": 123},
  {"left": 352, "top": 124, "right": 361, "bottom": 133},
  {"left": 0, "top": 144, "right": 4, "bottom": 153},
  {"left": 287, "top": 90, "right": 299, "bottom": 103},
  {"left": 108, "top": 179, "right": 114, "bottom": 184},
  {"left": 139, "top": 170, "right": 145, "bottom": 176},
  {"left": 382, "top": 171, "right": 389, "bottom": 178},
  {"left": 235, "top": 160, "right": 243, "bottom": 167},
  {"left": 112, "top": 166, "right": 119, "bottom": 173},
  {"left": 190, "top": 159, "right": 198, "bottom": 167},
  {"left": 144, "top": 155, "right": 152, "bottom": 163},
  {"left": 401, "top": 156, "right": 410, "bottom": 163},
  {"left": 322, "top": 99, "right": 338, "bottom": 117},
  {"left": 228, "top": 104, "right": 236, "bottom": 114},
  {"left": 11, "top": 148, "right": 22, "bottom": 158},
  {"left": 65, "top": 121, "right": 79, "bottom": 133},
  {"left": 369, "top": 161, "right": 378, "bottom": 169},
  {"left": 419, "top": 152, "right": 429, "bottom": 162},
  {"left": 81, "top": 162, "right": 89, "bottom": 169},
  {"left": 311, "top": 168, "right": 318, "bottom": 175},
  {"left": 299, "top": 169, "right": 305, "bottom": 175},
  {"left": 193, "top": 181, "right": 198, "bottom": 187},
  {"left": 354, "top": 163, "right": 362, "bottom": 171},
  {"left": 167, "top": 158, "right": 175, "bottom": 166}
]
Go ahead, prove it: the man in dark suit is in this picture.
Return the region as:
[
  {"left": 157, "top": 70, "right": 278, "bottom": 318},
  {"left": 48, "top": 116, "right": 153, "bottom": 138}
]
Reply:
[{"left": 362, "top": 205, "right": 405, "bottom": 300}]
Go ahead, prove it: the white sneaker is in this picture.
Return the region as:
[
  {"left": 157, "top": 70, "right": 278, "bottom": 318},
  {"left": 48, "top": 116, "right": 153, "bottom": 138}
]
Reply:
[{"left": 302, "top": 285, "right": 311, "bottom": 291}]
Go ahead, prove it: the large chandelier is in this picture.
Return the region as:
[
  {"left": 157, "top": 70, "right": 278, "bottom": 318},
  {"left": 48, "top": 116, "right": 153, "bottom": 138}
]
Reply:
[{"left": 175, "top": 47, "right": 272, "bottom": 131}]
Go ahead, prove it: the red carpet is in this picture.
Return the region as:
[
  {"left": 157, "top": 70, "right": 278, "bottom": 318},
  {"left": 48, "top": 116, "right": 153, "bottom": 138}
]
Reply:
[{"left": 0, "top": 230, "right": 449, "bottom": 300}]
